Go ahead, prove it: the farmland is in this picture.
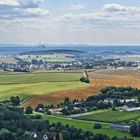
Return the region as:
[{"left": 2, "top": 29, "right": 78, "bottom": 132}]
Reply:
[
  {"left": 0, "top": 72, "right": 89, "bottom": 102},
  {"left": 74, "top": 109, "right": 140, "bottom": 123},
  {"left": 1, "top": 69, "right": 140, "bottom": 108},
  {"left": 0, "top": 72, "right": 82, "bottom": 84},
  {"left": 23, "top": 85, "right": 100, "bottom": 108},
  {"left": 120, "top": 55, "right": 140, "bottom": 62},
  {"left": 18, "top": 53, "right": 74, "bottom": 62},
  {"left": 89, "top": 69, "right": 140, "bottom": 89}
]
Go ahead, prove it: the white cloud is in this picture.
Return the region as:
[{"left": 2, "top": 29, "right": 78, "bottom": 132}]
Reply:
[
  {"left": 25, "top": 8, "right": 49, "bottom": 16},
  {"left": 1, "top": 2, "right": 140, "bottom": 45},
  {"left": 0, "top": 0, "right": 19, "bottom": 6},
  {"left": 58, "top": 3, "right": 140, "bottom": 29},
  {"left": 0, "top": 0, "right": 49, "bottom": 20},
  {"left": 103, "top": 3, "right": 128, "bottom": 12},
  {"left": 70, "top": 4, "right": 85, "bottom": 10}
]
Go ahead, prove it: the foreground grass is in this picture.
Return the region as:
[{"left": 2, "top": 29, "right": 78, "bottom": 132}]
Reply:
[
  {"left": 75, "top": 110, "right": 140, "bottom": 123},
  {"left": 35, "top": 113, "right": 139, "bottom": 139}
]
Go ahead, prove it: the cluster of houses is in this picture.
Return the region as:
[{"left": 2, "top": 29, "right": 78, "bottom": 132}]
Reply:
[
  {"left": 103, "top": 97, "right": 140, "bottom": 112},
  {"left": 24, "top": 131, "right": 63, "bottom": 140},
  {"left": 103, "top": 98, "right": 137, "bottom": 104}
]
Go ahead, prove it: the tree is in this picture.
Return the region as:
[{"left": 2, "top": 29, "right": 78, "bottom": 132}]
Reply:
[
  {"left": 137, "top": 95, "right": 140, "bottom": 103},
  {"left": 93, "top": 123, "right": 102, "bottom": 129},
  {"left": 25, "top": 106, "right": 33, "bottom": 115},
  {"left": 0, "top": 129, "right": 16, "bottom": 140},
  {"left": 80, "top": 77, "right": 90, "bottom": 83},
  {"left": 10, "top": 96, "right": 20, "bottom": 106},
  {"left": 130, "top": 122, "right": 137, "bottom": 136},
  {"left": 61, "top": 130, "right": 71, "bottom": 140},
  {"left": 35, "top": 103, "right": 45, "bottom": 112}
]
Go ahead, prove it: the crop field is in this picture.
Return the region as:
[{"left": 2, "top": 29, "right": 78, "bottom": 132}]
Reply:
[
  {"left": 89, "top": 69, "right": 140, "bottom": 89},
  {"left": 74, "top": 110, "right": 140, "bottom": 123},
  {"left": 23, "top": 85, "right": 101, "bottom": 108},
  {"left": 0, "top": 72, "right": 82, "bottom": 84},
  {"left": 1, "top": 69, "right": 140, "bottom": 108},
  {"left": 0, "top": 72, "right": 90, "bottom": 102},
  {"left": 0, "top": 82, "right": 88, "bottom": 100}
]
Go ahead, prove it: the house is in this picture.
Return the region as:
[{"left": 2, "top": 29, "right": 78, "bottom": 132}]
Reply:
[
  {"left": 119, "top": 99, "right": 137, "bottom": 103},
  {"left": 43, "top": 135, "right": 49, "bottom": 140},
  {"left": 74, "top": 101, "right": 82, "bottom": 105},
  {"left": 49, "top": 108, "right": 62, "bottom": 114},
  {"left": 111, "top": 124, "right": 130, "bottom": 132},
  {"left": 25, "top": 131, "right": 38, "bottom": 139},
  {"left": 103, "top": 98, "right": 115, "bottom": 104},
  {"left": 104, "top": 98, "right": 137, "bottom": 105},
  {"left": 123, "top": 106, "right": 140, "bottom": 112}
]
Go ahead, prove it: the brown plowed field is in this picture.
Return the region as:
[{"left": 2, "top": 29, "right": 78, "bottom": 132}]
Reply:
[
  {"left": 22, "top": 69, "right": 140, "bottom": 108},
  {"left": 22, "top": 86, "right": 102, "bottom": 108}
]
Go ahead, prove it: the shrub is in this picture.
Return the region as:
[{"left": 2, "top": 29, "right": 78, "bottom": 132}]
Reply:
[
  {"left": 80, "top": 77, "right": 90, "bottom": 83},
  {"left": 94, "top": 123, "right": 102, "bottom": 129}
]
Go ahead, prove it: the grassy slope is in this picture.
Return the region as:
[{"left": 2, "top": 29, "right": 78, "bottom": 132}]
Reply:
[
  {"left": 0, "top": 72, "right": 88, "bottom": 100},
  {"left": 75, "top": 110, "right": 140, "bottom": 123}
]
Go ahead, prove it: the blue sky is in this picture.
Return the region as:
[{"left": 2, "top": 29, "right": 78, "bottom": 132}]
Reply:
[{"left": 0, "top": 0, "right": 140, "bottom": 45}]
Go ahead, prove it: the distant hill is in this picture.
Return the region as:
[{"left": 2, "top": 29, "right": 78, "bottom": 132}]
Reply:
[{"left": 20, "top": 49, "right": 86, "bottom": 55}]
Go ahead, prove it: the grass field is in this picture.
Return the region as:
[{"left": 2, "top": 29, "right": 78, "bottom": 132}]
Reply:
[
  {"left": 74, "top": 110, "right": 140, "bottom": 123},
  {"left": 0, "top": 72, "right": 90, "bottom": 102},
  {"left": 18, "top": 54, "right": 74, "bottom": 62},
  {"left": 0, "top": 82, "right": 88, "bottom": 100},
  {"left": 120, "top": 55, "right": 140, "bottom": 62},
  {"left": 34, "top": 113, "right": 140, "bottom": 139},
  {"left": 0, "top": 72, "right": 82, "bottom": 84}
]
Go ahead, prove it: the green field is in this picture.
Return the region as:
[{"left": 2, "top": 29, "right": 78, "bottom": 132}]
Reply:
[
  {"left": 18, "top": 54, "right": 74, "bottom": 62},
  {"left": 120, "top": 55, "right": 140, "bottom": 62},
  {"left": 0, "top": 72, "right": 82, "bottom": 84},
  {"left": 0, "top": 72, "right": 88, "bottom": 100},
  {"left": 74, "top": 110, "right": 140, "bottom": 123},
  {"left": 34, "top": 113, "right": 139, "bottom": 139}
]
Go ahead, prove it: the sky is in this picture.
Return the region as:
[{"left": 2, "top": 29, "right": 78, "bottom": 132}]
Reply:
[{"left": 0, "top": 0, "right": 140, "bottom": 45}]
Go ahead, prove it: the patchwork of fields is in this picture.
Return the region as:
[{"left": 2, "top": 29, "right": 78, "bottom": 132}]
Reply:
[
  {"left": 1, "top": 69, "right": 140, "bottom": 139},
  {"left": 0, "top": 72, "right": 89, "bottom": 102},
  {"left": 1, "top": 69, "right": 140, "bottom": 108}
]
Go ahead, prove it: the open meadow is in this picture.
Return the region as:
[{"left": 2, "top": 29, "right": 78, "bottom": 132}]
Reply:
[{"left": 74, "top": 109, "right": 140, "bottom": 123}]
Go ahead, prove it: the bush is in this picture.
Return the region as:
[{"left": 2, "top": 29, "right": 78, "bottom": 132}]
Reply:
[
  {"left": 80, "top": 77, "right": 90, "bottom": 83},
  {"left": 35, "top": 114, "right": 42, "bottom": 119},
  {"left": 94, "top": 123, "right": 102, "bottom": 129},
  {"left": 25, "top": 106, "right": 33, "bottom": 115}
]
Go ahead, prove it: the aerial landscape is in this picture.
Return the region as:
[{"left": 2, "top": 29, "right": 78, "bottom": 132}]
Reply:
[{"left": 1, "top": 0, "right": 140, "bottom": 140}]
